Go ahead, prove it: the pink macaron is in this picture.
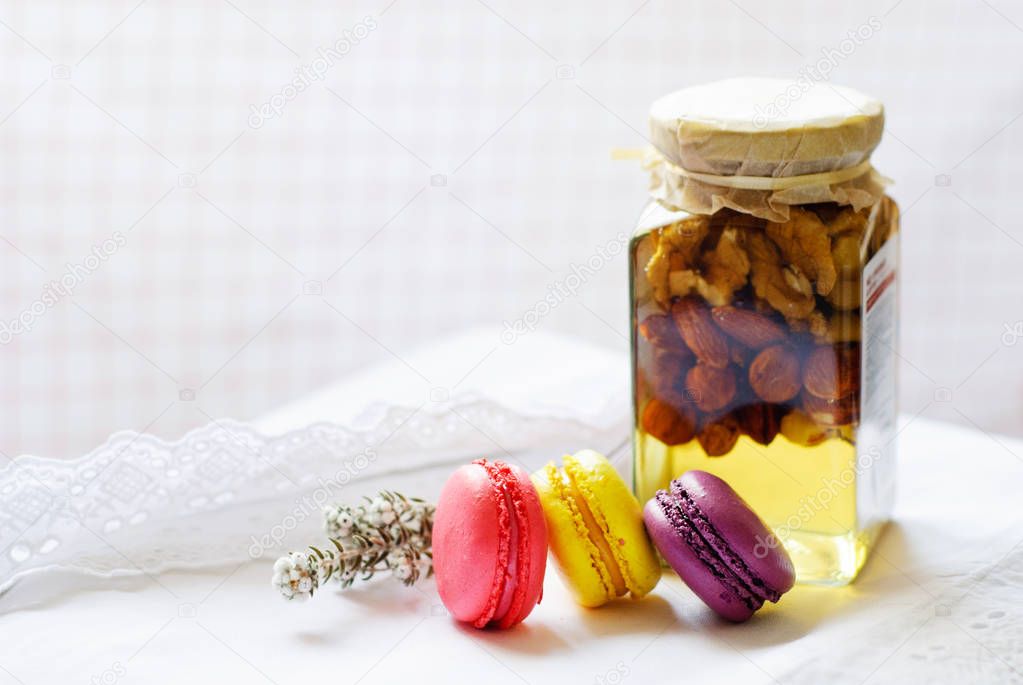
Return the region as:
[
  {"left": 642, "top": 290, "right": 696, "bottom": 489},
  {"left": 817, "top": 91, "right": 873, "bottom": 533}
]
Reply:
[
  {"left": 643, "top": 470, "right": 796, "bottom": 622},
  {"left": 433, "top": 458, "right": 548, "bottom": 629}
]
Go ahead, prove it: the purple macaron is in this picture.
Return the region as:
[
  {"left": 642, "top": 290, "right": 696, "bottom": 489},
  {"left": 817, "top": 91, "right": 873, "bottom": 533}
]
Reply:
[{"left": 643, "top": 470, "right": 795, "bottom": 622}]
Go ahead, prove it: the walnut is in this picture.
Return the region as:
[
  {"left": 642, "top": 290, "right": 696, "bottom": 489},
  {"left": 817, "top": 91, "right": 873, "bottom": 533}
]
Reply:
[
  {"left": 783, "top": 264, "right": 814, "bottom": 299},
  {"left": 825, "top": 206, "right": 869, "bottom": 237},
  {"left": 765, "top": 207, "right": 838, "bottom": 296},
  {"left": 662, "top": 226, "right": 750, "bottom": 306},
  {"left": 746, "top": 231, "right": 816, "bottom": 320},
  {"left": 695, "top": 227, "right": 750, "bottom": 306},
  {"left": 645, "top": 216, "right": 710, "bottom": 307},
  {"left": 667, "top": 270, "right": 700, "bottom": 300}
]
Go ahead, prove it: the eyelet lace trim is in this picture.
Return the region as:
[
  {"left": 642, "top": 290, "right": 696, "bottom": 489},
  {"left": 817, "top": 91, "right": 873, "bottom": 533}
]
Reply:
[{"left": 0, "top": 398, "right": 616, "bottom": 594}]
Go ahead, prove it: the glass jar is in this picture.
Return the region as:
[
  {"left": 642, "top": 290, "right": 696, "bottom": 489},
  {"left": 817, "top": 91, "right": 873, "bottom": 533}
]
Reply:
[{"left": 630, "top": 79, "right": 899, "bottom": 585}]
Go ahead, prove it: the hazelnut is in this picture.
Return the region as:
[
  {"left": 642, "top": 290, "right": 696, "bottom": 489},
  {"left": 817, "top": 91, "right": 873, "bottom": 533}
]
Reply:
[
  {"left": 643, "top": 349, "right": 696, "bottom": 409},
  {"left": 641, "top": 398, "right": 696, "bottom": 446},
  {"left": 748, "top": 345, "right": 802, "bottom": 403},
  {"left": 803, "top": 344, "right": 860, "bottom": 400},
  {"left": 685, "top": 364, "right": 736, "bottom": 413},
  {"left": 697, "top": 414, "right": 741, "bottom": 456}
]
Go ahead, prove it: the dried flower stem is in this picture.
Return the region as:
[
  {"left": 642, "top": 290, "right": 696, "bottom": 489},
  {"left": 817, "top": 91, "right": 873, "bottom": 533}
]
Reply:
[{"left": 273, "top": 491, "right": 434, "bottom": 601}]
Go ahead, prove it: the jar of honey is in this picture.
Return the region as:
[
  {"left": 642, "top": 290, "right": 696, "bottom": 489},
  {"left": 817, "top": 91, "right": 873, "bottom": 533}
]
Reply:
[{"left": 630, "top": 78, "right": 899, "bottom": 585}]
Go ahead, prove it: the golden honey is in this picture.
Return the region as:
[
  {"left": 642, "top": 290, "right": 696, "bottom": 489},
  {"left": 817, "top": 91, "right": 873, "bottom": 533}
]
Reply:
[{"left": 634, "top": 430, "right": 875, "bottom": 585}]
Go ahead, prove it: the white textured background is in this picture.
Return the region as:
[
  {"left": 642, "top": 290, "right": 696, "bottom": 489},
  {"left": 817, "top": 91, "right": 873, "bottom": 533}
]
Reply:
[{"left": 1, "top": 0, "right": 1021, "bottom": 459}]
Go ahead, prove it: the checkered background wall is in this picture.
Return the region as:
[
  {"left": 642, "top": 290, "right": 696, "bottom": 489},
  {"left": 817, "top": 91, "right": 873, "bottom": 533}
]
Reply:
[{"left": 1, "top": 0, "right": 1021, "bottom": 459}]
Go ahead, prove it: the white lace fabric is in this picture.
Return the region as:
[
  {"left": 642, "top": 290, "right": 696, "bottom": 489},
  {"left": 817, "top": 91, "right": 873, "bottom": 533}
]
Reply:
[
  {"left": 777, "top": 543, "right": 1023, "bottom": 684},
  {"left": 2, "top": 399, "right": 1021, "bottom": 684},
  {"left": 0, "top": 398, "right": 623, "bottom": 595}
]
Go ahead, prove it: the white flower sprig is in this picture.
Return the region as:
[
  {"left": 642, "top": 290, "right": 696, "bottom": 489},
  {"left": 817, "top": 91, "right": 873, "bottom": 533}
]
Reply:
[{"left": 272, "top": 491, "right": 435, "bottom": 601}]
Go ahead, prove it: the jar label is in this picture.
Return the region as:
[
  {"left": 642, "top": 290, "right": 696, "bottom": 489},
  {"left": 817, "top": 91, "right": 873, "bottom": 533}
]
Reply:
[{"left": 858, "top": 236, "right": 898, "bottom": 527}]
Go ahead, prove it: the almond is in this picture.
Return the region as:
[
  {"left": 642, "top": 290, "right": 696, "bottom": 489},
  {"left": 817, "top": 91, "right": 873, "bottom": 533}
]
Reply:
[
  {"left": 735, "top": 402, "right": 782, "bottom": 446},
  {"left": 711, "top": 306, "right": 787, "bottom": 349},
  {"left": 801, "top": 390, "right": 858, "bottom": 426},
  {"left": 685, "top": 363, "right": 736, "bottom": 413},
  {"left": 641, "top": 398, "right": 696, "bottom": 446},
  {"left": 748, "top": 345, "right": 802, "bottom": 403},
  {"left": 697, "top": 413, "right": 741, "bottom": 456},
  {"left": 671, "top": 297, "right": 729, "bottom": 369},
  {"left": 638, "top": 313, "right": 686, "bottom": 351},
  {"left": 803, "top": 344, "right": 860, "bottom": 400}
]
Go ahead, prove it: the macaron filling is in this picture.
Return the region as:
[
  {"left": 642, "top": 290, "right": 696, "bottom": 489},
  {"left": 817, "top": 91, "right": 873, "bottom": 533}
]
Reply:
[
  {"left": 544, "top": 462, "right": 628, "bottom": 601},
  {"left": 655, "top": 484, "right": 778, "bottom": 611},
  {"left": 493, "top": 485, "right": 520, "bottom": 621},
  {"left": 474, "top": 459, "right": 534, "bottom": 629},
  {"left": 565, "top": 476, "right": 628, "bottom": 597}
]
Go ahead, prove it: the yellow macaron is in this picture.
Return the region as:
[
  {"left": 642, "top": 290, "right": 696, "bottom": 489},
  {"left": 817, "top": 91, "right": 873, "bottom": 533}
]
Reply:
[{"left": 531, "top": 449, "right": 661, "bottom": 607}]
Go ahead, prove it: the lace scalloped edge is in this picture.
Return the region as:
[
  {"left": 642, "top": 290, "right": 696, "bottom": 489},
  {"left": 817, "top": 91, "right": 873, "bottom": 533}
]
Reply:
[{"left": 0, "top": 396, "right": 619, "bottom": 596}]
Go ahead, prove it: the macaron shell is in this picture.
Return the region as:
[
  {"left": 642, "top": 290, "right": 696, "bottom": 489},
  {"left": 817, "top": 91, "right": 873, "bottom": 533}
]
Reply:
[
  {"left": 433, "top": 461, "right": 548, "bottom": 629},
  {"left": 564, "top": 450, "right": 661, "bottom": 599},
  {"left": 434, "top": 463, "right": 504, "bottom": 625},
  {"left": 643, "top": 498, "right": 755, "bottom": 622},
  {"left": 532, "top": 462, "right": 615, "bottom": 607},
  {"left": 678, "top": 471, "right": 796, "bottom": 596}
]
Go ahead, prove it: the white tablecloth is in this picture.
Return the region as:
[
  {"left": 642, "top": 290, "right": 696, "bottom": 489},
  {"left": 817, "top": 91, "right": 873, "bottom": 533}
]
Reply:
[{"left": 2, "top": 332, "right": 1022, "bottom": 685}]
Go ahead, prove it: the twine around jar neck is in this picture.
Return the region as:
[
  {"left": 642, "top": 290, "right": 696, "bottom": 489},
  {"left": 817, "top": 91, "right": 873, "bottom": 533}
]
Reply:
[{"left": 614, "top": 147, "right": 874, "bottom": 191}]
